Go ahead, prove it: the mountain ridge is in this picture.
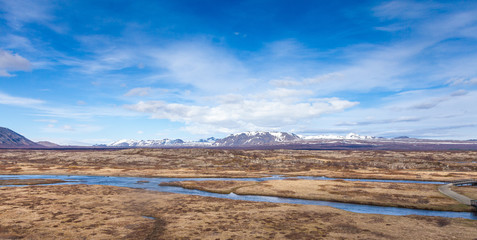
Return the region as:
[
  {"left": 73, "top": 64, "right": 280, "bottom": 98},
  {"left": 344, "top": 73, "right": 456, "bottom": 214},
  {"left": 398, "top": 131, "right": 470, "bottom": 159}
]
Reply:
[
  {"left": 216, "top": 131, "right": 301, "bottom": 146},
  {"left": 3, "top": 126, "right": 477, "bottom": 150},
  {"left": 0, "top": 127, "right": 42, "bottom": 148},
  {"left": 105, "top": 131, "right": 377, "bottom": 147}
]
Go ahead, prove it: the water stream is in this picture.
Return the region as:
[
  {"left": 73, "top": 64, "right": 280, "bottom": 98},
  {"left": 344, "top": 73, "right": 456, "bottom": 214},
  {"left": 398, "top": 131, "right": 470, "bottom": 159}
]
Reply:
[{"left": 1, "top": 174, "right": 475, "bottom": 220}]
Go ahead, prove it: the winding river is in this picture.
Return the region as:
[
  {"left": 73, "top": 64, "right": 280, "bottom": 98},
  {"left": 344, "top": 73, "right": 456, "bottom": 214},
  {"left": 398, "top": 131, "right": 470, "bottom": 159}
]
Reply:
[{"left": 1, "top": 174, "right": 476, "bottom": 220}]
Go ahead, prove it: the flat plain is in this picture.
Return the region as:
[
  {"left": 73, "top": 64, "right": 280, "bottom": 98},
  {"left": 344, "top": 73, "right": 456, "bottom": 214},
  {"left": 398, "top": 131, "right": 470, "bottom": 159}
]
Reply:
[
  {"left": 161, "top": 179, "right": 476, "bottom": 211},
  {"left": 1, "top": 149, "right": 477, "bottom": 239},
  {"left": 1, "top": 149, "right": 477, "bottom": 180}
]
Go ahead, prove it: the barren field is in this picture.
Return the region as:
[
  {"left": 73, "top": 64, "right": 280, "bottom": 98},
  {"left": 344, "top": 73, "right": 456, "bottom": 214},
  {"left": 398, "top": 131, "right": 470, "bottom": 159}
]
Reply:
[
  {"left": 1, "top": 149, "right": 476, "bottom": 239},
  {"left": 453, "top": 186, "right": 477, "bottom": 200},
  {"left": 1, "top": 184, "right": 476, "bottom": 240},
  {"left": 1, "top": 149, "right": 477, "bottom": 181},
  {"left": 0, "top": 178, "right": 66, "bottom": 185},
  {"left": 162, "top": 179, "right": 474, "bottom": 211}
]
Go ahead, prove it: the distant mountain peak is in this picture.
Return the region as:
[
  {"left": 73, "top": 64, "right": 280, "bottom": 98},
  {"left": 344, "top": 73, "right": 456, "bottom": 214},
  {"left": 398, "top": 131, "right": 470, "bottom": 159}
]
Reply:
[
  {"left": 300, "top": 132, "right": 376, "bottom": 140},
  {"left": 108, "top": 138, "right": 184, "bottom": 147},
  {"left": 36, "top": 141, "right": 61, "bottom": 148},
  {"left": 215, "top": 131, "right": 300, "bottom": 146},
  {"left": 0, "top": 127, "right": 42, "bottom": 148}
]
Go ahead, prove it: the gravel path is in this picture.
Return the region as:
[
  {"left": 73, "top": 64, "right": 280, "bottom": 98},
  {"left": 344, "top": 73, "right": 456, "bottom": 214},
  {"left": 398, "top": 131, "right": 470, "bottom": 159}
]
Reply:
[{"left": 438, "top": 184, "right": 473, "bottom": 205}]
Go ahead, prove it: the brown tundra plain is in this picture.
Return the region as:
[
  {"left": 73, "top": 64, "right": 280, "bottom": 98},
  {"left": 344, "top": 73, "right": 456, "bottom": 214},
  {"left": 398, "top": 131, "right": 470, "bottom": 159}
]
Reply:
[{"left": 1, "top": 149, "right": 477, "bottom": 239}]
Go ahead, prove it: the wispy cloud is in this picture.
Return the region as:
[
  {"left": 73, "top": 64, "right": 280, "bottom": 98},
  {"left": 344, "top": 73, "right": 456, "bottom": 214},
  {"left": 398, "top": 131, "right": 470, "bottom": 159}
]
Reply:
[
  {"left": 401, "top": 90, "right": 470, "bottom": 110},
  {"left": 148, "top": 41, "right": 251, "bottom": 93},
  {"left": 0, "top": 50, "right": 31, "bottom": 76},
  {"left": 0, "top": 91, "right": 137, "bottom": 120},
  {"left": 124, "top": 87, "right": 153, "bottom": 97},
  {"left": 317, "top": 88, "right": 477, "bottom": 139},
  {"left": 337, "top": 116, "right": 422, "bottom": 127},
  {"left": 448, "top": 77, "right": 477, "bottom": 86},
  {"left": 42, "top": 123, "right": 102, "bottom": 133},
  {"left": 0, "top": 92, "right": 42, "bottom": 106},
  {"left": 124, "top": 87, "right": 175, "bottom": 97},
  {"left": 1, "top": 0, "right": 477, "bottom": 141},
  {"left": 0, "top": 0, "right": 64, "bottom": 32},
  {"left": 34, "top": 119, "right": 58, "bottom": 123},
  {"left": 373, "top": 0, "right": 438, "bottom": 21}
]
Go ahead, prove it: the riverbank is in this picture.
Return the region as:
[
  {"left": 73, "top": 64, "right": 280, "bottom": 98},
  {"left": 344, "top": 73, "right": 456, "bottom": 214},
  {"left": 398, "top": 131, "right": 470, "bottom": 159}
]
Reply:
[
  {"left": 1, "top": 184, "right": 476, "bottom": 239},
  {"left": 161, "top": 179, "right": 476, "bottom": 212}
]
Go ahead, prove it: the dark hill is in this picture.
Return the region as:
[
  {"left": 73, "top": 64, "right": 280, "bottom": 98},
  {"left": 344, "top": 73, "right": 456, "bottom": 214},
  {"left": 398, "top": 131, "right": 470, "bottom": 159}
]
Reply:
[{"left": 0, "top": 127, "right": 42, "bottom": 148}]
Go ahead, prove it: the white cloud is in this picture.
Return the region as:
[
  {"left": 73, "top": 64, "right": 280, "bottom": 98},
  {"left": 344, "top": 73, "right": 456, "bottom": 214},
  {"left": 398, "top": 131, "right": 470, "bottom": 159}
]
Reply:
[
  {"left": 264, "top": 88, "right": 313, "bottom": 99},
  {"left": 0, "top": 92, "right": 43, "bottom": 106},
  {"left": 0, "top": 50, "right": 31, "bottom": 76},
  {"left": 269, "top": 73, "right": 345, "bottom": 89},
  {"left": 125, "top": 95, "right": 358, "bottom": 134},
  {"left": 42, "top": 124, "right": 102, "bottom": 133}
]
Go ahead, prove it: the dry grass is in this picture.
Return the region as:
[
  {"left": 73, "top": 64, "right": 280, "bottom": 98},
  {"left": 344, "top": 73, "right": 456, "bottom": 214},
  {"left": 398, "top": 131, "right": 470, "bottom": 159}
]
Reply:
[
  {"left": 0, "top": 184, "right": 476, "bottom": 239},
  {"left": 1, "top": 149, "right": 477, "bottom": 181},
  {"left": 1, "top": 149, "right": 476, "bottom": 239},
  {"left": 163, "top": 179, "right": 475, "bottom": 211},
  {"left": 161, "top": 180, "right": 257, "bottom": 194},
  {"left": 0, "top": 178, "right": 66, "bottom": 185},
  {"left": 453, "top": 186, "right": 477, "bottom": 199}
]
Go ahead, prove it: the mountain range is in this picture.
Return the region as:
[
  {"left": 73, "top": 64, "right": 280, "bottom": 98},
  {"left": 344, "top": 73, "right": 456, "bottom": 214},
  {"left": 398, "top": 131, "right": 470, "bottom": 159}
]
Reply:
[
  {"left": 107, "top": 131, "right": 379, "bottom": 147},
  {"left": 108, "top": 139, "right": 185, "bottom": 147},
  {"left": 215, "top": 132, "right": 300, "bottom": 146},
  {"left": 2, "top": 126, "right": 477, "bottom": 150},
  {"left": 105, "top": 131, "right": 477, "bottom": 150}
]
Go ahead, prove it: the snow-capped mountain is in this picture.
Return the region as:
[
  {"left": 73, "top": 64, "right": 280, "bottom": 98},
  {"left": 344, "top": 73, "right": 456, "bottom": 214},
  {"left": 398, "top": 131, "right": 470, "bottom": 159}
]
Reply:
[
  {"left": 106, "top": 132, "right": 378, "bottom": 148},
  {"left": 197, "top": 137, "right": 218, "bottom": 143},
  {"left": 215, "top": 131, "right": 300, "bottom": 146},
  {"left": 108, "top": 139, "right": 184, "bottom": 147},
  {"left": 300, "top": 133, "right": 376, "bottom": 140},
  {"left": 102, "top": 131, "right": 477, "bottom": 150}
]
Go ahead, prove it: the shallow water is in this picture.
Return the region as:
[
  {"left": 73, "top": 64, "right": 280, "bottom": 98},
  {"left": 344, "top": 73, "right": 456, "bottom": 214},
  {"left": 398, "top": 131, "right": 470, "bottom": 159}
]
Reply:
[{"left": 1, "top": 174, "right": 475, "bottom": 220}]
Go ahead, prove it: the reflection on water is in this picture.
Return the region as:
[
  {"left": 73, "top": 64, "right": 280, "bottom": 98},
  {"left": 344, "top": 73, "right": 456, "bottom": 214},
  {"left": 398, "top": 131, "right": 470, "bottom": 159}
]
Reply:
[{"left": 0, "top": 174, "right": 475, "bottom": 220}]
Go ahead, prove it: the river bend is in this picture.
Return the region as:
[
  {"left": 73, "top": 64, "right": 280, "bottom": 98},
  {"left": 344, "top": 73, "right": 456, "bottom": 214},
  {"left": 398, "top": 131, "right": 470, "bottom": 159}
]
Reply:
[{"left": 1, "top": 174, "right": 476, "bottom": 220}]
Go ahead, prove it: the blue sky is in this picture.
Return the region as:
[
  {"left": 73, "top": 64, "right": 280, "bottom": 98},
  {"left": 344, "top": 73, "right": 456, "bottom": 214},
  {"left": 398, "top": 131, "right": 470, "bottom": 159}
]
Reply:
[{"left": 1, "top": 0, "right": 477, "bottom": 145}]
